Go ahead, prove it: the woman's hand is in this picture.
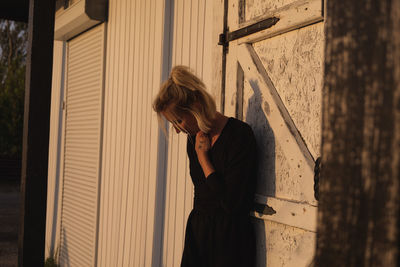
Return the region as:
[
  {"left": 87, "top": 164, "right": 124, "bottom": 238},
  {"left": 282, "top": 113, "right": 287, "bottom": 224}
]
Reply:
[
  {"left": 195, "top": 131, "right": 215, "bottom": 178},
  {"left": 195, "top": 131, "right": 211, "bottom": 155}
]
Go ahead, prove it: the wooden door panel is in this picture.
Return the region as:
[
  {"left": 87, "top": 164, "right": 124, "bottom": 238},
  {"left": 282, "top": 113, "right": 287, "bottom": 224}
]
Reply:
[
  {"left": 236, "top": 0, "right": 323, "bottom": 43},
  {"left": 254, "top": 219, "right": 316, "bottom": 267},
  {"left": 238, "top": 43, "right": 316, "bottom": 205},
  {"left": 223, "top": 1, "right": 324, "bottom": 265},
  {"left": 253, "top": 23, "right": 324, "bottom": 159}
]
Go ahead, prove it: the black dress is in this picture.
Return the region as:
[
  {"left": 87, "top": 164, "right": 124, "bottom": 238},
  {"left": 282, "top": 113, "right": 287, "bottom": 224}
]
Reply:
[{"left": 181, "top": 117, "right": 257, "bottom": 267}]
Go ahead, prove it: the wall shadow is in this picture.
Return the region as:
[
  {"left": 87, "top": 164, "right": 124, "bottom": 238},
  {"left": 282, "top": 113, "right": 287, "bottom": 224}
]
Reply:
[
  {"left": 151, "top": 0, "right": 174, "bottom": 266},
  {"left": 245, "top": 78, "right": 277, "bottom": 267}
]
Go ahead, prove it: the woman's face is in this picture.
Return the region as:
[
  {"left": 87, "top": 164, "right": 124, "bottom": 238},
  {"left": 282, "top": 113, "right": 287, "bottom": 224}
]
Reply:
[{"left": 162, "top": 107, "right": 199, "bottom": 135}]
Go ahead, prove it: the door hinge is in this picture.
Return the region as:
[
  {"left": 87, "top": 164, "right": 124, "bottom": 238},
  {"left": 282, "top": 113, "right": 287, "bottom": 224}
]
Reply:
[
  {"left": 62, "top": 101, "right": 66, "bottom": 110},
  {"left": 218, "top": 17, "right": 280, "bottom": 47}
]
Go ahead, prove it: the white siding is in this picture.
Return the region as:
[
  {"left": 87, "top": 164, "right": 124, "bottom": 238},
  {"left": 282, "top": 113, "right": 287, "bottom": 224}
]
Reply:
[
  {"left": 161, "top": 1, "right": 216, "bottom": 266},
  {"left": 96, "top": 0, "right": 164, "bottom": 266},
  {"left": 45, "top": 40, "right": 65, "bottom": 260},
  {"left": 47, "top": 0, "right": 220, "bottom": 266},
  {"left": 97, "top": 0, "right": 217, "bottom": 266},
  {"left": 59, "top": 24, "right": 106, "bottom": 266}
]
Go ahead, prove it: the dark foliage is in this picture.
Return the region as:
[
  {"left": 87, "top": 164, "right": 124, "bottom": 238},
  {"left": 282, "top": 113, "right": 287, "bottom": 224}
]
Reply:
[{"left": 0, "top": 19, "right": 28, "bottom": 158}]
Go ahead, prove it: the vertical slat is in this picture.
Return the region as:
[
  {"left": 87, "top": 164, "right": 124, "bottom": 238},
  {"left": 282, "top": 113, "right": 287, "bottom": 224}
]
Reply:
[
  {"left": 146, "top": 0, "right": 165, "bottom": 264},
  {"left": 103, "top": 0, "right": 117, "bottom": 264},
  {"left": 115, "top": 0, "right": 130, "bottom": 265},
  {"left": 116, "top": 0, "right": 132, "bottom": 265},
  {"left": 164, "top": 1, "right": 182, "bottom": 266},
  {"left": 124, "top": 0, "right": 140, "bottom": 265},
  {"left": 111, "top": 0, "right": 122, "bottom": 262},
  {"left": 169, "top": 3, "right": 184, "bottom": 265},
  {"left": 106, "top": 0, "right": 117, "bottom": 263},
  {"left": 97, "top": 0, "right": 112, "bottom": 264},
  {"left": 133, "top": 0, "right": 145, "bottom": 264},
  {"left": 189, "top": 0, "right": 198, "bottom": 69},
  {"left": 162, "top": 3, "right": 180, "bottom": 263},
  {"left": 197, "top": 0, "right": 206, "bottom": 77},
  {"left": 139, "top": 0, "right": 152, "bottom": 265},
  {"left": 110, "top": 0, "right": 121, "bottom": 263},
  {"left": 174, "top": 0, "right": 191, "bottom": 258},
  {"left": 183, "top": 0, "right": 197, "bottom": 246},
  {"left": 45, "top": 40, "right": 65, "bottom": 260},
  {"left": 126, "top": 0, "right": 142, "bottom": 265},
  {"left": 142, "top": 0, "right": 157, "bottom": 265}
]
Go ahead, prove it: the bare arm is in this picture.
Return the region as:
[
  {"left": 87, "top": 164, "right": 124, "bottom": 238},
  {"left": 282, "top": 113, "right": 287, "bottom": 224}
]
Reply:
[{"left": 195, "top": 131, "right": 215, "bottom": 178}]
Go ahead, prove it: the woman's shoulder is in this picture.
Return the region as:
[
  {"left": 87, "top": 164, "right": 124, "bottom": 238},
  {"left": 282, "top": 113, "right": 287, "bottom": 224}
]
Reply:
[
  {"left": 225, "top": 117, "right": 256, "bottom": 142},
  {"left": 223, "top": 118, "right": 257, "bottom": 156},
  {"left": 227, "top": 117, "right": 254, "bottom": 135}
]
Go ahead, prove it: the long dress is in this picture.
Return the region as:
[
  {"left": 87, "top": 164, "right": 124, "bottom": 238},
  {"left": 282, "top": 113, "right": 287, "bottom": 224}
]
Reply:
[{"left": 181, "top": 117, "right": 258, "bottom": 267}]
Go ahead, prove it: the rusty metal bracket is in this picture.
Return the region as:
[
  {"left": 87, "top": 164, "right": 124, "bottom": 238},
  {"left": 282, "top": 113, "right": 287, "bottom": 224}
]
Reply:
[{"left": 218, "top": 17, "right": 280, "bottom": 47}]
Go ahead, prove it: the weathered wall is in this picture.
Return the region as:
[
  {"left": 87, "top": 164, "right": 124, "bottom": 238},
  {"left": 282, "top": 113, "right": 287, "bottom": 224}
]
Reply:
[
  {"left": 254, "top": 219, "right": 316, "bottom": 267},
  {"left": 234, "top": 0, "right": 325, "bottom": 266},
  {"left": 245, "top": 0, "right": 296, "bottom": 20},
  {"left": 243, "top": 23, "right": 324, "bottom": 266},
  {"left": 249, "top": 22, "right": 324, "bottom": 199}
]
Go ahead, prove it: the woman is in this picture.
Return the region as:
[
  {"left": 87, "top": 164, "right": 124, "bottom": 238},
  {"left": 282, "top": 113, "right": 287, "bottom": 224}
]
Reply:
[{"left": 153, "top": 66, "right": 257, "bottom": 267}]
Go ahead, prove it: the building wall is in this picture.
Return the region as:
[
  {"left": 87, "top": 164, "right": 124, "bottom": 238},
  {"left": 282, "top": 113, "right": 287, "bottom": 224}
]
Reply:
[
  {"left": 46, "top": 0, "right": 324, "bottom": 266},
  {"left": 96, "top": 0, "right": 164, "bottom": 266},
  {"left": 159, "top": 1, "right": 219, "bottom": 266},
  {"left": 97, "top": 0, "right": 219, "bottom": 266}
]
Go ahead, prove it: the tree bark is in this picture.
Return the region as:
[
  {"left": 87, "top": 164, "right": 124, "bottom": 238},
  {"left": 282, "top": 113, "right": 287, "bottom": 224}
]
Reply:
[{"left": 316, "top": 0, "right": 399, "bottom": 266}]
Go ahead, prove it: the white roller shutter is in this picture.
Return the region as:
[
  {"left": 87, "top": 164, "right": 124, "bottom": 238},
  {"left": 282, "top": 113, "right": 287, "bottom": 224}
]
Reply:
[{"left": 60, "top": 24, "right": 105, "bottom": 267}]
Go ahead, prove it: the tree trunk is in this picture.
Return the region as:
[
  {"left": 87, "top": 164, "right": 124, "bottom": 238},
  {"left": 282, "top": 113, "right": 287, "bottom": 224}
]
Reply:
[{"left": 316, "top": 0, "right": 399, "bottom": 266}]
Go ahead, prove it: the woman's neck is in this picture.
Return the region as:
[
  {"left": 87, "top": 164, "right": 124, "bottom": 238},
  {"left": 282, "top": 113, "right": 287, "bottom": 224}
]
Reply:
[{"left": 209, "top": 112, "right": 229, "bottom": 138}]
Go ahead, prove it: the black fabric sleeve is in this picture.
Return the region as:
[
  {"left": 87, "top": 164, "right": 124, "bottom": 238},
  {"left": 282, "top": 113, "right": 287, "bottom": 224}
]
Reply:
[{"left": 205, "top": 125, "right": 257, "bottom": 214}]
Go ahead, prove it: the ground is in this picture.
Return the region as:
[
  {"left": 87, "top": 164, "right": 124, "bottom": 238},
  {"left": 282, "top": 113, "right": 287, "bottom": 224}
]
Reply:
[{"left": 0, "top": 181, "right": 19, "bottom": 267}]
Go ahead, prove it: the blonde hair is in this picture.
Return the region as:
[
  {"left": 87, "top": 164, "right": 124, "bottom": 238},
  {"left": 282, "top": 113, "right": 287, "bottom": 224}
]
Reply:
[{"left": 153, "top": 65, "right": 217, "bottom": 133}]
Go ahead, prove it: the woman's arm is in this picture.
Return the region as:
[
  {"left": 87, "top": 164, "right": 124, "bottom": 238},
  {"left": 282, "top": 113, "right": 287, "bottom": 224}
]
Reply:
[
  {"left": 195, "top": 131, "right": 215, "bottom": 177},
  {"left": 195, "top": 126, "right": 258, "bottom": 213}
]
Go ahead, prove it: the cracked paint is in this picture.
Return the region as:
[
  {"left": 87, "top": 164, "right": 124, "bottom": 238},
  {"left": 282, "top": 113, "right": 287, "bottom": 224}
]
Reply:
[
  {"left": 253, "top": 22, "right": 324, "bottom": 159},
  {"left": 254, "top": 219, "right": 316, "bottom": 267}
]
